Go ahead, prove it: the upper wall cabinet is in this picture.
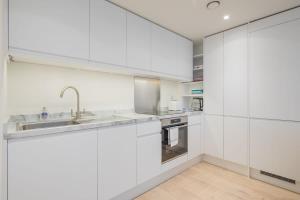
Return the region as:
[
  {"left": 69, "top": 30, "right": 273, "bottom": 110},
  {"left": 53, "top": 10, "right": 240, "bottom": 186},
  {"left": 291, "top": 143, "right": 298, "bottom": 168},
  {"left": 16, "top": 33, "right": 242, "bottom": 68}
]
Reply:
[
  {"left": 176, "top": 36, "right": 193, "bottom": 80},
  {"left": 9, "top": 0, "right": 89, "bottom": 59},
  {"left": 204, "top": 33, "right": 224, "bottom": 115},
  {"left": 90, "top": 0, "right": 126, "bottom": 66},
  {"left": 249, "top": 8, "right": 300, "bottom": 121},
  {"left": 126, "top": 12, "right": 152, "bottom": 71},
  {"left": 224, "top": 25, "right": 248, "bottom": 117},
  {"left": 151, "top": 24, "right": 178, "bottom": 75}
]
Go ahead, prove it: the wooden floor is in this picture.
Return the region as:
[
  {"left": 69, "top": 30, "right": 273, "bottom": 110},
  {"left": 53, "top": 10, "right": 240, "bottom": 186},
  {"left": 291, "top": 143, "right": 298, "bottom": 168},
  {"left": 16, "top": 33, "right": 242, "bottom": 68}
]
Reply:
[{"left": 136, "top": 162, "right": 300, "bottom": 200}]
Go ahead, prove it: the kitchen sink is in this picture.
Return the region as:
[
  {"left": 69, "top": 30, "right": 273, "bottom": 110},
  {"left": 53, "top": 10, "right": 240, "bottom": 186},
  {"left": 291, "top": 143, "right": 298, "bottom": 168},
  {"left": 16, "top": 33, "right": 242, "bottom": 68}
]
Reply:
[
  {"left": 16, "top": 115, "right": 131, "bottom": 131},
  {"left": 17, "top": 120, "right": 81, "bottom": 131}
]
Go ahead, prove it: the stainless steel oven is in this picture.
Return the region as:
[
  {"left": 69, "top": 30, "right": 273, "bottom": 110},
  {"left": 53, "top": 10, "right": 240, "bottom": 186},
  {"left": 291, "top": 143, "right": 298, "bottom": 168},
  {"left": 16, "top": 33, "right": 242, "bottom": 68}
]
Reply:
[{"left": 161, "top": 116, "right": 188, "bottom": 163}]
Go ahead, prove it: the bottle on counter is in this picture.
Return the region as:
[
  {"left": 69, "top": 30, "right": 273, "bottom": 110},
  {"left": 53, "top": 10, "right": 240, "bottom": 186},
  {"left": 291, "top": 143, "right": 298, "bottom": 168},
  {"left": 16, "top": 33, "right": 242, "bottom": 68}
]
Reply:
[{"left": 40, "top": 107, "right": 49, "bottom": 120}]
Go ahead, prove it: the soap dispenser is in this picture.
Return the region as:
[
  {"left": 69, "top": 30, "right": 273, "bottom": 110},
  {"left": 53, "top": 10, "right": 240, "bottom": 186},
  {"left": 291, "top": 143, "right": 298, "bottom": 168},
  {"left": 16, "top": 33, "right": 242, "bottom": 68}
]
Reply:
[{"left": 40, "top": 107, "right": 49, "bottom": 120}]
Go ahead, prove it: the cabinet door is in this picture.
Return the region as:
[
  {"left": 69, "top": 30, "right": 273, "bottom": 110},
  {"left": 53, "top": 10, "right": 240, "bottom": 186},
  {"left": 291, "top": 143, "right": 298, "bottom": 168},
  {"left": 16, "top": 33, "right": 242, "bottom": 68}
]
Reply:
[
  {"left": 99, "top": 125, "right": 137, "bottom": 200},
  {"left": 176, "top": 36, "right": 193, "bottom": 80},
  {"left": 188, "top": 124, "right": 202, "bottom": 160},
  {"left": 151, "top": 24, "right": 177, "bottom": 75},
  {"left": 8, "top": 130, "right": 98, "bottom": 200},
  {"left": 137, "top": 134, "right": 161, "bottom": 184},
  {"left": 224, "top": 117, "right": 248, "bottom": 166},
  {"left": 127, "top": 12, "right": 151, "bottom": 70},
  {"left": 9, "top": 0, "right": 89, "bottom": 59},
  {"left": 250, "top": 119, "right": 300, "bottom": 181},
  {"left": 90, "top": 0, "right": 126, "bottom": 66},
  {"left": 249, "top": 17, "right": 300, "bottom": 121},
  {"left": 204, "top": 115, "right": 223, "bottom": 159},
  {"left": 224, "top": 25, "right": 248, "bottom": 117},
  {"left": 204, "top": 33, "right": 224, "bottom": 115}
]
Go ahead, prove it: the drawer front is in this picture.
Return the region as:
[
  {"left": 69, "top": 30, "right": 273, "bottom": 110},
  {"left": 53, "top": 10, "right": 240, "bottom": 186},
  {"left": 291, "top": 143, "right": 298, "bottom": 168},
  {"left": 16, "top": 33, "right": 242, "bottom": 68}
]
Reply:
[
  {"left": 188, "top": 114, "right": 202, "bottom": 126},
  {"left": 137, "top": 121, "right": 161, "bottom": 137}
]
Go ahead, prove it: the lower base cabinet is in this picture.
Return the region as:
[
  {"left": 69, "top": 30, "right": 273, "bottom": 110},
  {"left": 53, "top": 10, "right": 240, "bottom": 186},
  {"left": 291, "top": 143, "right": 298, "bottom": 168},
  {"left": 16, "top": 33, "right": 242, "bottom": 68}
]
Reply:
[
  {"left": 204, "top": 115, "right": 224, "bottom": 159},
  {"left": 98, "top": 125, "right": 137, "bottom": 200},
  {"left": 8, "top": 129, "right": 98, "bottom": 200},
  {"left": 250, "top": 119, "right": 300, "bottom": 181},
  {"left": 224, "top": 117, "right": 248, "bottom": 166},
  {"left": 188, "top": 124, "right": 202, "bottom": 160},
  {"left": 137, "top": 133, "right": 161, "bottom": 184}
]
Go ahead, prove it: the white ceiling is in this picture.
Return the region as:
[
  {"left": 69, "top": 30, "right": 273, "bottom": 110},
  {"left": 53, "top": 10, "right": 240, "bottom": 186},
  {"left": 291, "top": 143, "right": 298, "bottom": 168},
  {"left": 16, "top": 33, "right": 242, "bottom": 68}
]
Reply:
[{"left": 109, "top": 0, "right": 300, "bottom": 41}]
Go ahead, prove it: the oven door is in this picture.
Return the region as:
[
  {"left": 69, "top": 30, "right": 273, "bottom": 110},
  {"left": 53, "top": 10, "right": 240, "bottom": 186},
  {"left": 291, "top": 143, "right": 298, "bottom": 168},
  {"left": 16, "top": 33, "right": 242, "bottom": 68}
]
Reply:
[{"left": 161, "top": 124, "right": 188, "bottom": 163}]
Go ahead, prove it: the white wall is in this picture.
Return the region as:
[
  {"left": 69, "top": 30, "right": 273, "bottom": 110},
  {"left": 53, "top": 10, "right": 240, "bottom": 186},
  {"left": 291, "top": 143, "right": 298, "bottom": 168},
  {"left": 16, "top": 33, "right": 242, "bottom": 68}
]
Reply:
[
  {"left": 7, "top": 62, "right": 136, "bottom": 115},
  {"left": 160, "top": 79, "right": 181, "bottom": 109},
  {"left": 0, "top": 0, "right": 6, "bottom": 198}
]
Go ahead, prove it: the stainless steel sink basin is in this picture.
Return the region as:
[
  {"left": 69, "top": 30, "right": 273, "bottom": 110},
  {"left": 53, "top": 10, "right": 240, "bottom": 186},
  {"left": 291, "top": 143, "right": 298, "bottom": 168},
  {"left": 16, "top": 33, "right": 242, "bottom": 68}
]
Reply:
[
  {"left": 17, "top": 120, "right": 80, "bottom": 131},
  {"left": 16, "top": 115, "right": 130, "bottom": 131}
]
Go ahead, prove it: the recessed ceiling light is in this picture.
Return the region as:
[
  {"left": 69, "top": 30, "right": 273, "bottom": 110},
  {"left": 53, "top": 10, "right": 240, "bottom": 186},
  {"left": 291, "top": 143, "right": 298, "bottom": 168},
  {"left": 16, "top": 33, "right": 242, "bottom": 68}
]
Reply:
[
  {"left": 223, "top": 15, "right": 230, "bottom": 20},
  {"left": 206, "top": 1, "right": 221, "bottom": 9}
]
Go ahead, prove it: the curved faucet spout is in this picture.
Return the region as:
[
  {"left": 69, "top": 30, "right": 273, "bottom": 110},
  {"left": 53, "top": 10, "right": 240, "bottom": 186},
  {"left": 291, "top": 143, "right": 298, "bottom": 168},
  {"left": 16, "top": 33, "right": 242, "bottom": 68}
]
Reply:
[{"left": 60, "top": 86, "right": 81, "bottom": 120}]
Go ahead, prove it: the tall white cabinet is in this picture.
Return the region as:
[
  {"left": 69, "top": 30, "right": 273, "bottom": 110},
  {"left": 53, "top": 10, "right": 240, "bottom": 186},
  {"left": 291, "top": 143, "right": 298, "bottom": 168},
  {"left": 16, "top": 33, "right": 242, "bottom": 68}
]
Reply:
[
  {"left": 249, "top": 12, "right": 300, "bottom": 121},
  {"left": 204, "top": 25, "right": 249, "bottom": 167},
  {"left": 203, "top": 33, "right": 224, "bottom": 115},
  {"left": 8, "top": 130, "right": 98, "bottom": 200},
  {"left": 204, "top": 8, "right": 300, "bottom": 190},
  {"left": 9, "top": 0, "right": 90, "bottom": 59},
  {"left": 90, "top": 0, "right": 126, "bottom": 66},
  {"left": 248, "top": 8, "right": 300, "bottom": 183},
  {"left": 224, "top": 25, "right": 248, "bottom": 117}
]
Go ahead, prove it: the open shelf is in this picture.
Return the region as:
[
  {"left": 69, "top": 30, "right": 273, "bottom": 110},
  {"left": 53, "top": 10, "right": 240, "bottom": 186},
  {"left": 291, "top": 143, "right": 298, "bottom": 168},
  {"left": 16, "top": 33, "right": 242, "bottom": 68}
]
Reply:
[
  {"left": 182, "top": 94, "right": 203, "bottom": 97},
  {"left": 182, "top": 80, "right": 203, "bottom": 84},
  {"left": 193, "top": 54, "right": 203, "bottom": 58}
]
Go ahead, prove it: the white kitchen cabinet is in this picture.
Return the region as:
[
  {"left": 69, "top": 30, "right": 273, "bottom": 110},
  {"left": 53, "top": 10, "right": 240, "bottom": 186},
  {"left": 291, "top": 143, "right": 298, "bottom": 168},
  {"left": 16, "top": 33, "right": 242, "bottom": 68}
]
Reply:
[
  {"left": 249, "top": 16, "right": 300, "bottom": 121},
  {"left": 8, "top": 129, "right": 98, "bottom": 200},
  {"left": 204, "top": 115, "right": 223, "bottom": 159},
  {"left": 9, "top": 0, "right": 89, "bottom": 59},
  {"left": 90, "top": 0, "right": 126, "bottom": 66},
  {"left": 137, "top": 133, "right": 161, "bottom": 184},
  {"left": 188, "top": 124, "right": 202, "bottom": 160},
  {"left": 127, "top": 12, "right": 152, "bottom": 71},
  {"left": 99, "top": 125, "right": 137, "bottom": 200},
  {"left": 188, "top": 114, "right": 203, "bottom": 160},
  {"left": 176, "top": 36, "right": 193, "bottom": 80},
  {"left": 204, "top": 33, "right": 224, "bottom": 115},
  {"left": 224, "top": 117, "right": 248, "bottom": 166},
  {"left": 151, "top": 24, "right": 178, "bottom": 75},
  {"left": 250, "top": 119, "right": 300, "bottom": 181},
  {"left": 224, "top": 25, "right": 248, "bottom": 117}
]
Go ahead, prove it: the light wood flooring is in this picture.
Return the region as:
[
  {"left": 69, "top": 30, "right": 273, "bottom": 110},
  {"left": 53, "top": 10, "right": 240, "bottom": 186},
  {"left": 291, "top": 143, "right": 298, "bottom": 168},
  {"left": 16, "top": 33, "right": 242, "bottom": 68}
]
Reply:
[{"left": 136, "top": 162, "right": 300, "bottom": 200}]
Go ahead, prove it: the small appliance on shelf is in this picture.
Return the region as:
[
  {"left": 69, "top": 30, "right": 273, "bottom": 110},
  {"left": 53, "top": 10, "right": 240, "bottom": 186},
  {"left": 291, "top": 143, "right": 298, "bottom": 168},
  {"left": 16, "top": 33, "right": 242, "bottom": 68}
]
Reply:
[{"left": 191, "top": 97, "right": 203, "bottom": 111}]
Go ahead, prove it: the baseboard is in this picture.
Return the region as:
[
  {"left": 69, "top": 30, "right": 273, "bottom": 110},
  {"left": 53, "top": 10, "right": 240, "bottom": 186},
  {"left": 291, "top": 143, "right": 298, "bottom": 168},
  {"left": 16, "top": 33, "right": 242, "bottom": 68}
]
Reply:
[
  {"left": 113, "top": 155, "right": 203, "bottom": 200},
  {"left": 250, "top": 168, "right": 300, "bottom": 194},
  {"left": 203, "top": 154, "right": 249, "bottom": 176}
]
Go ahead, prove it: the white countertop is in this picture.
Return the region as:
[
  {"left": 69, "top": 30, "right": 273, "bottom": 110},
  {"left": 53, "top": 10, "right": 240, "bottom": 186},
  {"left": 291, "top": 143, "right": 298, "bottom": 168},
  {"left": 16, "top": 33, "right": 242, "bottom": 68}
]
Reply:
[{"left": 4, "top": 111, "right": 202, "bottom": 140}]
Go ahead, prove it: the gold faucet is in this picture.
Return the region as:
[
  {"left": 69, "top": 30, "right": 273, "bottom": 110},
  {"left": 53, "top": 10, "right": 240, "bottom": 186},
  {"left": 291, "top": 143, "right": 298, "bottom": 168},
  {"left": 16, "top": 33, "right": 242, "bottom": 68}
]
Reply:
[{"left": 60, "top": 86, "right": 81, "bottom": 121}]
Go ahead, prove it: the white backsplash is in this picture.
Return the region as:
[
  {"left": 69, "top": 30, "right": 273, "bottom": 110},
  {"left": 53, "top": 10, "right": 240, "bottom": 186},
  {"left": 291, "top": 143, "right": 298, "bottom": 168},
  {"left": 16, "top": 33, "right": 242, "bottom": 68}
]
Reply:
[
  {"left": 7, "top": 62, "right": 182, "bottom": 116},
  {"left": 7, "top": 62, "right": 135, "bottom": 115}
]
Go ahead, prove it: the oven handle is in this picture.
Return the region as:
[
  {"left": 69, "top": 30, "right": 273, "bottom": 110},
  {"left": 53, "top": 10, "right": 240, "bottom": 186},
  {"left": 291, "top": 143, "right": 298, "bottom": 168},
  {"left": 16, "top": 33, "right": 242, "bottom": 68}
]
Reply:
[
  {"left": 176, "top": 124, "right": 188, "bottom": 128},
  {"left": 162, "top": 124, "right": 188, "bottom": 129}
]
